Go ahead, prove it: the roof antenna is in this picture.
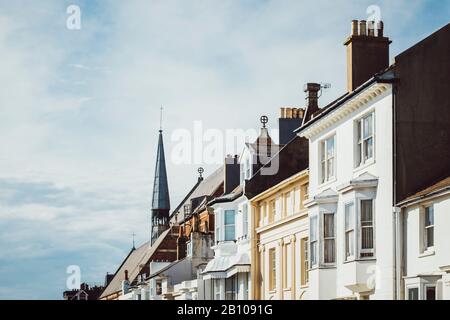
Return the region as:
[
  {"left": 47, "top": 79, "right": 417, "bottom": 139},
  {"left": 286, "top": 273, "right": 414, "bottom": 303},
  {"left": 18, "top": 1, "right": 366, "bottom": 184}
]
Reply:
[{"left": 159, "top": 106, "right": 163, "bottom": 133}]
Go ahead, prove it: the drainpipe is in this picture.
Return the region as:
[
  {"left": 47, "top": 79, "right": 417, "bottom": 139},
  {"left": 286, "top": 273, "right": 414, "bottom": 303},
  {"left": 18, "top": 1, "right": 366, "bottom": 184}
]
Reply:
[{"left": 393, "top": 206, "right": 402, "bottom": 300}]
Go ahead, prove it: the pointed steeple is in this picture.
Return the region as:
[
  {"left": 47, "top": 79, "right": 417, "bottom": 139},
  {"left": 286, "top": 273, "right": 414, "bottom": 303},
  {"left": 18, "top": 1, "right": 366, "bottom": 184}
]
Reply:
[{"left": 151, "top": 108, "right": 170, "bottom": 245}]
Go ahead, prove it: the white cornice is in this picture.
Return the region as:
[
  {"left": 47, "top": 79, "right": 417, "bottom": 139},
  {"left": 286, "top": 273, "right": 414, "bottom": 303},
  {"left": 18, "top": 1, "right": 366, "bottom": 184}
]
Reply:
[{"left": 300, "top": 83, "right": 391, "bottom": 140}]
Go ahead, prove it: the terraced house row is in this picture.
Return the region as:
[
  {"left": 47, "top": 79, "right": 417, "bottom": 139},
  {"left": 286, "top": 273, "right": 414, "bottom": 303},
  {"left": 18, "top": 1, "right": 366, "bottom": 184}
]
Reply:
[{"left": 93, "top": 20, "right": 450, "bottom": 300}]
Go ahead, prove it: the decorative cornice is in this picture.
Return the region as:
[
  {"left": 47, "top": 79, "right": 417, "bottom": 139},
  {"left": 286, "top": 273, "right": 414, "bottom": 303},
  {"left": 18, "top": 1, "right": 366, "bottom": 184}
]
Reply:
[{"left": 300, "top": 83, "right": 390, "bottom": 140}]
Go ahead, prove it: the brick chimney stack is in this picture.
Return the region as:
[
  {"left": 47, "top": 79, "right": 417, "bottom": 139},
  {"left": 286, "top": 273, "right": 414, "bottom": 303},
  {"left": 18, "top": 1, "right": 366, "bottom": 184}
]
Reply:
[
  {"left": 301, "top": 83, "right": 321, "bottom": 126},
  {"left": 344, "top": 19, "right": 391, "bottom": 92}
]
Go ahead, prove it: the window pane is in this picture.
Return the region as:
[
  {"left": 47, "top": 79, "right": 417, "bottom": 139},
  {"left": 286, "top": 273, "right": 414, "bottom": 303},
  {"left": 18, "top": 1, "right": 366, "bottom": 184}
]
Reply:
[
  {"left": 425, "top": 206, "right": 434, "bottom": 226},
  {"left": 346, "top": 230, "right": 355, "bottom": 257},
  {"left": 426, "top": 286, "right": 436, "bottom": 300},
  {"left": 361, "top": 200, "right": 374, "bottom": 251},
  {"left": 363, "top": 114, "right": 373, "bottom": 138},
  {"left": 310, "top": 242, "right": 317, "bottom": 266},
  {"left": 345, "top": 203, "right": 354, "bottom": 230},
  {"left": 310, "top": 216, "right": 318, "bottom": 241},
  {"left": 365, "top": 137, "right": 373, "bottom": 160},
  {"left": 324, "top": 239, "right": 335, "bottom": 263},
  {"left": 357, "top": 120, "right": 362, "bottom": 141},
  {"left": 327, "top": 159, "right": 334, "bottom": 178},
  {"left": 224, "top": 210, "right": 235, "bottom": 225},
  {"left": 321, "top": 161, "right": 326, "bottom": 183},
  {"left": 327, "top": 137, "right": 334, "bottom": 158},
  {"left": 427, "top": 227, "right": 434, "bottom": 247},
  {"left": 361, "top": 200, "right": 373, "bottom": 225},
  {"left": 324, "top": 214, "right": 334, "bottom": 238},
  {"left": 225, "top": 226, "right": 235, "bottom": 241},
  {"left": 408, "top": 288, "right": 419, "bottom": 300}
]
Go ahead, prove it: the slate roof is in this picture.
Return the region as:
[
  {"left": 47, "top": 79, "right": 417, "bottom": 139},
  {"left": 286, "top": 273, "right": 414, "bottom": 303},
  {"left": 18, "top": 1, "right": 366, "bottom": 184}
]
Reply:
[
  {"left": 152, "top": 130, "right": 170, "bottom": 211},
  {"left": 170, "top": 166, "right": 224, "bottom": 222},
  {"left": 398, "top": 176, "right": 450, "bottom": 207},
  {"left": 99, "top": 228, "right": 172, "bottom": 299}
]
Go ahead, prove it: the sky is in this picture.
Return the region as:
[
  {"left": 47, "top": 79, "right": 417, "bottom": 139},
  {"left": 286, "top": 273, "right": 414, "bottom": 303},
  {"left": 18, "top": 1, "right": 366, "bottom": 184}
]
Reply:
[{"left": 0, "top": 0, "right": 448, "bottom": 299}]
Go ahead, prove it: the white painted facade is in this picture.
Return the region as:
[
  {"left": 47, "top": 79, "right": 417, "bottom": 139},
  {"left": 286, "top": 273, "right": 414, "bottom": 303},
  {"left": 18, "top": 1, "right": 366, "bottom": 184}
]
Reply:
[
  {"left": 402, "top": 190, "right": 450, "bottom": 300},
  {"left": 300, "top": 83, "right": 395, "bottom": 299},
  {"left": 202, "top": 195, "right": 251, "bottom": 300}
]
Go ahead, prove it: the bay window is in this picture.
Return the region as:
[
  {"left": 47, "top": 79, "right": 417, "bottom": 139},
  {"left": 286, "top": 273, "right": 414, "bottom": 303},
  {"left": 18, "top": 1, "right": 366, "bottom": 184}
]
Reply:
[
  {"left": 356, "top": 113, "right": 374, "bottom": 167},
  {"left": 320, "top": 135, "right": 336, "bottom": 184}
]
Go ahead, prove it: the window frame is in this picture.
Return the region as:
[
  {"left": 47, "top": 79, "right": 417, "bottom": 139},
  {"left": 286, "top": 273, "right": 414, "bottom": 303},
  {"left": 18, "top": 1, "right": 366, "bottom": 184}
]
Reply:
[
  {"left": 309, "top": 215, "right": 318, "bottom": 268},
  {"left": 269, "top": 248, "right": 277, "bottom": 291},
  {"left": 300, "top": 237, "right": 309, "bottom": 286},
  {"left": 224, "top": 210, "right": 235, "bottom": 242},
  {"left": 355, "top": 111, "right": 375, "bottom": 168},
  {"left": 422, "top": 205, "right": 435, "bottom": 252},
  {"left": 358, "top": 198, "right": 375, "bottom": 259},
  {"left": 344, "top": 202, "right": 356, "bottom": 261},
  {"left": 322, "top": 212, "right": 336, "bottom": 265},
  {"left": 319, "top": 134, "right": 336, "bottom": 184}
]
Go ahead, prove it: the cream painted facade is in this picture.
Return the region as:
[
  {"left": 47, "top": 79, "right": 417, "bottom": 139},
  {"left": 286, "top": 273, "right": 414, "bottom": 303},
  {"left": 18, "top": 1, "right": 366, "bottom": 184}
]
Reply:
[{"left": 250, "top": 169, "right": 310, "bottom": 300}]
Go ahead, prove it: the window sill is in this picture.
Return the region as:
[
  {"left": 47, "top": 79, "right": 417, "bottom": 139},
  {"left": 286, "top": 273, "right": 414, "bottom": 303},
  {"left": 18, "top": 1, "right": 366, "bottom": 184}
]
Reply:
[
  {"left": 419, "top": 250, "right": 435, "bottom": 258},
  {"left": 318, "top": 177, "right": 337, "bottom": 190},
  {"left": 299, "top": 284, "right": 309, "bottom": 289},
  {"left": 343, "top": 257, "right": 376, "bottom": 264},
  {"left": 353, "top": 159, "right": 375, "bottom": 174}
]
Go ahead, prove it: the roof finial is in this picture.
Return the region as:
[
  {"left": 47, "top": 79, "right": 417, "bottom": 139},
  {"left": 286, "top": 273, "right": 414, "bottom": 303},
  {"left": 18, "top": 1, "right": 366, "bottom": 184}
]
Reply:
[
  {"left": 159, "top": 106, "right": 163, "bottom": 132},
  {"left": 198, "top": 167, "right": 204, "bottom": 179},
  {"left": 260, "top": 115, "right": 268, "bottom": 128},
  {"left": 132, "top": 232, "right": 136, "bottom": 250}
]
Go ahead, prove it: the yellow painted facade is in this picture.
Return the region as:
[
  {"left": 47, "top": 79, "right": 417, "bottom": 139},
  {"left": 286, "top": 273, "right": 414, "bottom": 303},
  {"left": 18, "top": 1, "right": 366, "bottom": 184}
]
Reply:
[{"left": 250, "top": 169, "right": 309, "bottom": 300}]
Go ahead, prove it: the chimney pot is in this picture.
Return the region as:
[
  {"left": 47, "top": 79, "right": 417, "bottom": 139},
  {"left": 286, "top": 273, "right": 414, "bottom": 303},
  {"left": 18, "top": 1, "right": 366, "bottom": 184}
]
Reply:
[
  {"left": 298, "top": 108, "right": 305, "bottom": 119},
  {"left": 351, "top": 20, "right": 359, "bottom": 36},
  {"left": 359, "top": 20, "right": 367, "bottom": 36},
  {"left": 286, "top": 108, "right": 292, "bottom": 119},
  {"left": 368, "top": 20, "right": 375, "bottom": 36},
  {"left": 280, "top": 107, "right": 285, "bottom": 118},
  {"left": 292, "top": 108, "right": 298, "bottom": 119},
  {"left": 377, "top": 21, "right": 384, "bottom": 37}
]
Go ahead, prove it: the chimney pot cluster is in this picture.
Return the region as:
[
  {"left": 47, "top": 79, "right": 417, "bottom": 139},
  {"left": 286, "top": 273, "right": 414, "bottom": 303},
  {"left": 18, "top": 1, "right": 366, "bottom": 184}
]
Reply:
[
  {"left": 351, "top": 19, "right": 385, "bottom": 37},
  {"left": 280, "top": 107, "right": 304, "bottom": 119}
]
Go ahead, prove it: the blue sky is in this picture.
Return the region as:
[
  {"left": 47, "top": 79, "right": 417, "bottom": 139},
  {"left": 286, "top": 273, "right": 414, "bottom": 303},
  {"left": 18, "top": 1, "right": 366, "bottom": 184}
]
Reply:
[{"left": 0, "top": 0, "right": 448, "bottom": 299}]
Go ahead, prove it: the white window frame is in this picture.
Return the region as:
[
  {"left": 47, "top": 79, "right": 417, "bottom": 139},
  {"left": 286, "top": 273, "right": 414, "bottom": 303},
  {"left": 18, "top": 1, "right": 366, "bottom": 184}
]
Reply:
[
  {"left": 309, "top": 215, "right": 318, "bottom": 268},
  {"left": 358, "top": 199, "right": 375, "bottom": 259},
  {"left": 406, "top": 286, "right": 419, "bottom": 300},
  {"left": 322, "top": 212, "right": 336, "bottom": 265},
  {"left": 320, "top": 134, "right": 336, "bottom": 184},
  {"left": 215, "top": 211, "right": 221, "bottom": 244},
  {"left": 422, "top": 205, "right": 435, "bottom": 252},
  {"left": 224, "top": 209, "right": 235, "bottom": 242},
  {"left": 355, "top": 112, "right": 375, "bottom": 168},
  {"left": 242, "top": 204, "right": 248, "bottom": 239},
  {"left": 344, "top": 202, "right": 356, "bottom": 261}
]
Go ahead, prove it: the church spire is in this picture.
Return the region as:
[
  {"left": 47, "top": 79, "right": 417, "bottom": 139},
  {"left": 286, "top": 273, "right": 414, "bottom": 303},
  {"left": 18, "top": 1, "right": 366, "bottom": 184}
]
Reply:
[{"left": 151, "top": 107, "right": 170, "bottom": 245}]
